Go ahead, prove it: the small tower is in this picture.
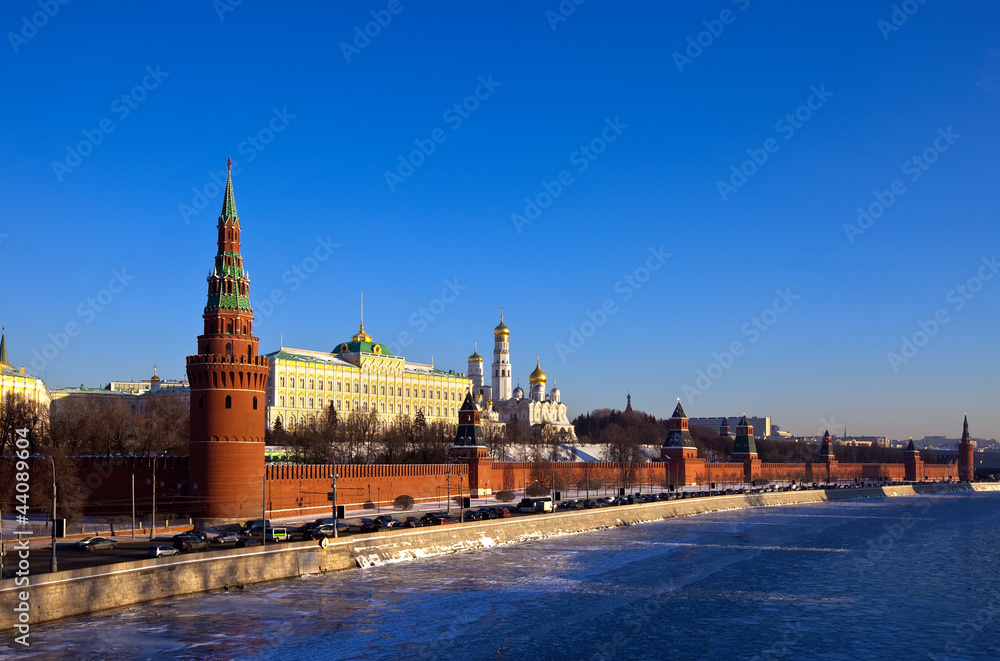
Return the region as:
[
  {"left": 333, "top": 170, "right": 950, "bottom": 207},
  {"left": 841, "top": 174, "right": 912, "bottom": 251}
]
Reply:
[
  {"left": 819, "top": 429, "right": 834, "bottom": 460},
  {"left": 731, "top": 414, "right": 760, "bottom": 484},
  {"left": 150, "top": 364, "right": 161, "bottom": 393},
  {"left": 904, "top": 438, "right": 923, "bottom": 482},
  {"left": 661, "top": 399, "right": 702, "bottom": 487},
  {"left": 731, "top": 414, "right": 758, "bottom": 458},
  {"left": 529, "top": 357, "right": 546, "bottom": 402},
  {"left": 549, "top": 380, "right": 561, "bottom": 404},
  {"left": 719, "top": 417, "right": 732, "bottom": 439},
  {"left": 625, "top": 392, "right": 633, "bottom": 413},
  {"left": 491, "top": 310, "right": 512, "bottom": 403},
  {"left": 959, "top": 414, "right": 975, "bottom": 481},
  {"left": 450, "top": 392, "right": 492, "bottom": 497},
  {"left": 467, "top": 342, "right": 484, "bottom": 394},
  {"left": 0, "top": 326, "right": 10, "bottom": 369}
]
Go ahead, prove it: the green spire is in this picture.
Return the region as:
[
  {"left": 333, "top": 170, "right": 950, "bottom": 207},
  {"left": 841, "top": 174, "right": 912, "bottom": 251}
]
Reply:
[
  {"left": 220, "top": 156, "right": 238, "bottom": 225},
  {"left": 0, "top": 326, "right": 9, "bottom": 367}
]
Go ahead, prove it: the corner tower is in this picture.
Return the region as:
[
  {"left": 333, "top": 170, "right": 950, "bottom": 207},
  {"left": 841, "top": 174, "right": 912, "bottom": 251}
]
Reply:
[
  {"left": 959, "top": 414, "right": 975, "bottom": 481},
  {"left": 186, "top": 160, "right": 270, "bottom": 523}
]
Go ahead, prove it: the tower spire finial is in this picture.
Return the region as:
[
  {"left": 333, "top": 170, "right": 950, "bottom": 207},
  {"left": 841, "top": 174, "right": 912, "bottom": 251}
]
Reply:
[
  {"left": 360, "top": 291, "right": 364, "bottom": 332},
  {"left": 227, "top": 155, "right": 231, "bottom": 171}
]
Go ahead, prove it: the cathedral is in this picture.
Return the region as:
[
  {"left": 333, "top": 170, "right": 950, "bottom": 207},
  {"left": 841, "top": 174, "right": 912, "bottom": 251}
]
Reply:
[{"left": 467, "top": 313, "right": 577, "bottom": 439}]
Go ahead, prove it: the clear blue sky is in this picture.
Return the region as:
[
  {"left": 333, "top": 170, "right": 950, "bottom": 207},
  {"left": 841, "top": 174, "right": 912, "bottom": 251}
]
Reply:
[{"left": 1, "top": 1, "right": 997, "bottom": 441}]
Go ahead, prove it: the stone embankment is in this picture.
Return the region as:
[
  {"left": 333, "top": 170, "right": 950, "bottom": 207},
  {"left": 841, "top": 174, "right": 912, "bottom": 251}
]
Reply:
[{"left": 2, "top": 483, "right": 992, "bottom": 627}]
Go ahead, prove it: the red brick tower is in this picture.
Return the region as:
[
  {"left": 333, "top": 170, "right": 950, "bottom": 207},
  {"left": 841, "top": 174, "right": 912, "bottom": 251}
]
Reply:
[
  {"left": 958, "top": 414, "right": 975, "bottom": 481},
  {"left": 731, "top": 414, "right": 761, "bottom": 484},
  {"left": 186, "top": 159, "right": 270, "bottom": 523},
  {"left": 661, "top": 399, "right": 703, "bottom": 487},
  {"left": 814, "top": 429, "right": 838, "bottom": 483},
  {"left": 450, "top": 392, "right": 492, "bottom": 497}
]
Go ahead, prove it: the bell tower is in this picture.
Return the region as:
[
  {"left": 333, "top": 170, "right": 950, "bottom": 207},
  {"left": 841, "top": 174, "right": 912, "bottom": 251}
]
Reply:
[{"left": 186, "top": 159, "right": 270, "bottom": 523}]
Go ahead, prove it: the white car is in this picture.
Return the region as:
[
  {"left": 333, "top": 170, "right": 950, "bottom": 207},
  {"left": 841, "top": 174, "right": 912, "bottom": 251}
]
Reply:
[{"left": 148, "top": 544, "right": 180, "bottom": 558}]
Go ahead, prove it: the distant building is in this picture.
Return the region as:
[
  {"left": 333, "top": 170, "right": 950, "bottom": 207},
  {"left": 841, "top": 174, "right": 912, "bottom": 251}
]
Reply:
[
  {"left": 689, "top": 416, "right": 771, "bottom": 439},
  {"left": 51, "top": 365, "right": 189, "bottom": 415},
  {"left": 108, "top": 365, "right": 188, "bottom": 395}
]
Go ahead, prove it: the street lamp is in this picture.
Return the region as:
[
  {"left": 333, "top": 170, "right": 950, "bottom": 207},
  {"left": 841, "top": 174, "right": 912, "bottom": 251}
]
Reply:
[
  {"left": 330, "top": 472, "right": 339, "bottom": 538},
  {"left": 446, "top": 471, "right": 451, "bottom": 515},
  {"left": 150, "top": 451, "right": 166, "bottom": 541},
  {"left": 32, "top": 455, "right": 57, "bottom": 573}
]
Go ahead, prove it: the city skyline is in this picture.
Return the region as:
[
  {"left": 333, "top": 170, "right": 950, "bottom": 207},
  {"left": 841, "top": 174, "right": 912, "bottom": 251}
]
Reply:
[{"left": 2, "top": 2, "right": 998, "bottom": 441}]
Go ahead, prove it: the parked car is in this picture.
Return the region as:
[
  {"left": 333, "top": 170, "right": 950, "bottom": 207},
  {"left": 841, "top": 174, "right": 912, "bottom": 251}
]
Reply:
[
  {"left": 400, "top": 516, "right": 423, "bottom": 528},
  {"left": 235, "top": 536, "right": 262, "bottom": 548},
  {"left": 359, "top": 519, "right": 381, "bottom": 533},
  {"left": 422, "top": 515, "right": 454, "bottom": 525},
  {"left": 76, "top": 536, "right": 116, "bottom": 552},
  {"left": 305, "top": 523, "right": 348, "bottom": 539},
  {"left": 148, "top": 544, "right": 180, "bottom": 558},
  {"left": 211, "top": 532, "right": 240, "bottom": 544},
  {"left": 373, "top": 515, "right": 400, "bottom": 528},
  {"left": 420, "top": 512, "right": 449, "bottom": 524},
  {"left": 240, "top": 519, "right": 271, "bottom": 535},
  {"left": 494, "top": 507, "right": 512, "bottom": 517},
  {"left": 173, "top": 535, "right": 210, "bottom": 553}
]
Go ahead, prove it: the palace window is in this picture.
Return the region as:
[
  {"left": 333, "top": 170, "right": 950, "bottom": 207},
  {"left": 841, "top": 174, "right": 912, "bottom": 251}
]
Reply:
[
  {"left": 390, "top": 403, "right": 394, "bottom": 413},
  {"left": 436, "top": 407, "right": 441, "bottom": 416},
  {"left": 421, "top": 388, "right": 426, "bottom": 398},
  {"left": 406, "top": 387, "right": 410, "bottom": 397},
  {"left": 299, "top": 378, "right": 305, "bottom": 388},
  {"left": 380, "top": 402, "right": 385, "bottom": 413},
  {"left": 363, "top": 384, "right": 368, "bottom": 395},
  {"left": 406, "top": 405, "right": 410, "bottom": 414},
  {"left": 337, "top": 381, "right": 342, "bottom": 392},
  {"left": 279, "top": 395, "right": 285, "bottom": 407},
  {"left": 337, "top": 398, "right": 342, "bottom": 410},
  {"left": 298, "top": 397, "right": 304, "bottom": 408},
  {"left": 380, "top": 385, "right": 385, "bottom": 395},
  {"left": 309, "top": 379, "right": 315, "bottom": 389},
  {"left": 354, "top": 383, "right": 359, "bottom": 393},
  {"left": 327, "top": 379, "right": 333, "bottom": 390},
  {"left": 318, "top": 380, "right": 323, "bottom": 391},
  {"left": 225, "top": 395, "right": 232, "bottom": 409},
  {"left": 279, "top": 376, "right": 285, "bottom": 387},
  {"left": 397, "top": 387, "right": 402, "bottom": 396},
  {"left": 309, "top": 397, "right": 314, "bottom": 408}
]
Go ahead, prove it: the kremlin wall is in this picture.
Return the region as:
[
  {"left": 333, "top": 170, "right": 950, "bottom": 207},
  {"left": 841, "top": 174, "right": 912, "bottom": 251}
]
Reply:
[{"left": 4, "top": 165, "right": 970, "bottom": 524}]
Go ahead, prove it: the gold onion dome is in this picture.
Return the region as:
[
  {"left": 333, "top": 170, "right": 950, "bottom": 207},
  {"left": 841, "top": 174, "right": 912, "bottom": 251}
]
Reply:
[
  {"left": 468, "top": 342, "right": 483, "bottom": 363},
  {"left": 529, "top": 357, "right": 547, "bottom": 384},
  {"left": 494, "top": 317, "right": 509, "bottom": 339}
]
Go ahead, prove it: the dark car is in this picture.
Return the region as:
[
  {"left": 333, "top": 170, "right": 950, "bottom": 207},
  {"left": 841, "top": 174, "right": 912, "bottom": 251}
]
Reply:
[
  {"left": 174, "top": 530, "right": 212, "bottom": 542},
  {"left": 235, "top": 536, "right": 262, "bottom": 548},
  {"left": 373, "top": 515, "right": 400, "bottom": 528},
  {"left": 359, "top": 518, "right": 382, "bottom": 533},
  {"left": 148, "top": 544, "right": 179, "bottom": 557},
  {"left": 423, "top": 515, "right": 454, "bottom": 525},
  {"left": 420, "top": 511, "right": 448, "bottom": 524},
  {"left": 305, "top": 523, "right": 348, "bottom": 539},
  {"left": 76, "top": 536, "right": 116, "bottom": 552},
  {"left": 400, "top": 516, "right": 423, "bottom": 528},
  {"left": 240, "top": 519, "right": 271, "bottom": 535},
  {"left": 174, "top": 535, "right": 210, "bottom": 553}
]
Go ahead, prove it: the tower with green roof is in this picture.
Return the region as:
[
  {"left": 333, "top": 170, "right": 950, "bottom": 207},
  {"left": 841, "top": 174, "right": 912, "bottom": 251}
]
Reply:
[{"left": 186, "top": 159, "right": 270, "bottom": 523}]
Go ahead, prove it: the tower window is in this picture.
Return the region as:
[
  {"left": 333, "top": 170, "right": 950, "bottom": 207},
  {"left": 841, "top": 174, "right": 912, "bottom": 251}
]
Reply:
[
  {"left": 225, "top": 395, "right": 232, "bottom": 409},
  {"left": 253, "top": 396, "right": 258, "bottom": 410},
  {"left": 225, "top": 343, "right": 232, "bottom": 356},
  {"left": 199, "top": 396, "right": 204, "bottom": 409}
]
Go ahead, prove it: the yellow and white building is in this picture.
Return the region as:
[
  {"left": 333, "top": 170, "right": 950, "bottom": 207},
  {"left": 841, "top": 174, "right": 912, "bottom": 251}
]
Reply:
[
  {"left": 0, "top": 328, "right": 51, "bottom": 413},
  {"left": 264, "top": 323, "right": 472, "bottom": 431}
]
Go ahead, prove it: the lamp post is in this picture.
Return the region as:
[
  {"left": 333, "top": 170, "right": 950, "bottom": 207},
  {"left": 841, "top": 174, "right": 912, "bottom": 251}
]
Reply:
[
  {"left": 459, "top": 471, "right": 464, "bottom": 523},
  {"left": 33, "top": 455, "right": 58, "bottom": 573},
  {"left": 150, "top": 452, "right": 165, "bottom": 541},
  {"left": 446, "top": 471, "right": 451, "bottom": 515},
  {"left": 330, "top": 472, "right": 339, "bottom": 538}
]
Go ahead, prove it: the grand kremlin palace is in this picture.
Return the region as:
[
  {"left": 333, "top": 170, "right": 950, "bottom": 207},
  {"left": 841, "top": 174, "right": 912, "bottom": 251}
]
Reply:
[{"left": 263, "top": 323, "right": 472, "bottom": 431}]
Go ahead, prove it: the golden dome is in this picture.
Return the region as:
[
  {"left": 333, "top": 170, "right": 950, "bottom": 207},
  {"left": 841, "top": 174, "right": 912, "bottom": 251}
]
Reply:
[
  {"left": 468, "top": 341, "right": 483, "bottom": 363},
  {"left": 493, "top": 317, "right": 509, "bottom": 339},
  {"left": 351, "top": 323, "right": 372, "bottom": 343},
  {"left": 150, "top": 364, "right": 160, "bottom": 382},
  {"left": 529, "top": 357, "right": 547, "bottom": 384}
]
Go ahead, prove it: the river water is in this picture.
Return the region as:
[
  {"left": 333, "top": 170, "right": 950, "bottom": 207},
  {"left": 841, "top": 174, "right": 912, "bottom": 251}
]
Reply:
[{"left": 8, "top": 492, "right": 1000, "bottom": 660}]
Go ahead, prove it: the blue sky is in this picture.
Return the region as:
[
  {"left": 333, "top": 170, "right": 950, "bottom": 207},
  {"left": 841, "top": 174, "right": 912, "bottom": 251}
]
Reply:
[{"left": 1, "top": 1, "right": 997, "bottom": 441}]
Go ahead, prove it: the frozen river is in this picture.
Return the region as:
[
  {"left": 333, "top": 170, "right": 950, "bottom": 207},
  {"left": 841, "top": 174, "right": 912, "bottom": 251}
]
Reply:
[{"left": 8, "top": 491, "right": 1000, "bottom": 660}]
